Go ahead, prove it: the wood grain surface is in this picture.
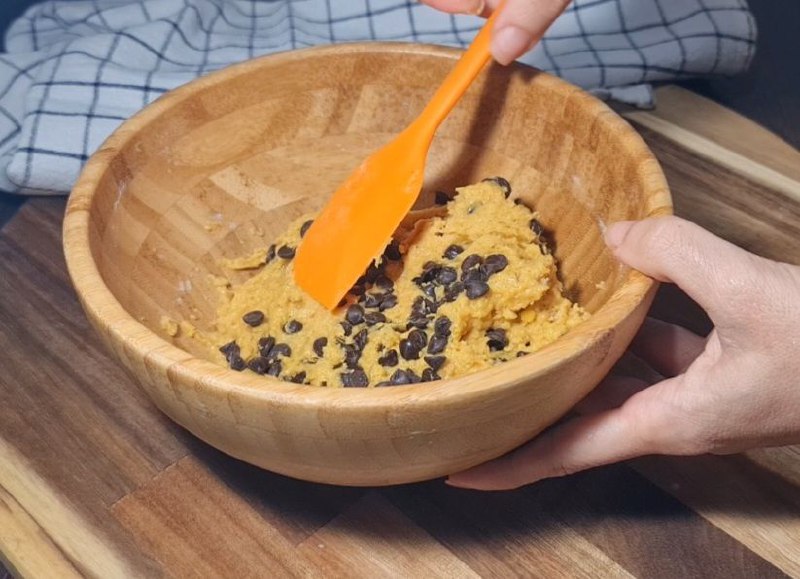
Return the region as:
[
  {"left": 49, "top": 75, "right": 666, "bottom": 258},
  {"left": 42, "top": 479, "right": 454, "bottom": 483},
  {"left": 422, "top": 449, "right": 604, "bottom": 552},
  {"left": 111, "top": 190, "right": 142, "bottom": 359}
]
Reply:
[{"left": 2, "top": 85, "right": 800, "bottom": 577}]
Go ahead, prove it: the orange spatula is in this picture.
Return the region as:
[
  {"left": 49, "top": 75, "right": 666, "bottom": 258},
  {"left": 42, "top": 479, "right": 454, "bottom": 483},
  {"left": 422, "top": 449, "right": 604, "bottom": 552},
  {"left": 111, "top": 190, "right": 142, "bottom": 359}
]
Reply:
[{"left": 294, "top": 4, "right": 503, "bottom": 310}]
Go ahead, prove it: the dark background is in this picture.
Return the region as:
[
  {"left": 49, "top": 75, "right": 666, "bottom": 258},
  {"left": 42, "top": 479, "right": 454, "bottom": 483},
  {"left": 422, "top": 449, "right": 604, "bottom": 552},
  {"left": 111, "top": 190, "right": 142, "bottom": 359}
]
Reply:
[{"left": 679, "top": 0, "right": 800, "bottom": 149}]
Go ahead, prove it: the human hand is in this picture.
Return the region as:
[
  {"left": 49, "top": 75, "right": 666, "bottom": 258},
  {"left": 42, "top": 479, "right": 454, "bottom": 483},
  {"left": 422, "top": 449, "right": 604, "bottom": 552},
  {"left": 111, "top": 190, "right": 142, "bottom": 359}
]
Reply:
[
  {"left": 447, "top": 216, "right": 800, "bottom": 490},
  {"left": 419, "top": 0, "right": 572, "bottom": 64}
]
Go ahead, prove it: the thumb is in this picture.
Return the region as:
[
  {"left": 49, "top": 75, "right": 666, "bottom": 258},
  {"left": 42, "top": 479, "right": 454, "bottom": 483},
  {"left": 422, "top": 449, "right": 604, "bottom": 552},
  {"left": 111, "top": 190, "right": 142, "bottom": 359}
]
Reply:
[
  {"left": 418, "top": 1, "right": 569, "bottom": 65},
  {"left": 491, "top": 0, "right": 571, "bottom": 65},
  {"left": 604, "top": 216, "right": 759, "bottom": 323}
]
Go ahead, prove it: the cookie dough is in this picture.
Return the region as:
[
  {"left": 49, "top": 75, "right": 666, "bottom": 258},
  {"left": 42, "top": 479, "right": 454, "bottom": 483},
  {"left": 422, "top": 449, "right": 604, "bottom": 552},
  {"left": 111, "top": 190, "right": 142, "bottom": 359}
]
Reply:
[{"left": 212, "top": 179, "right": 589, "bottom": 387}]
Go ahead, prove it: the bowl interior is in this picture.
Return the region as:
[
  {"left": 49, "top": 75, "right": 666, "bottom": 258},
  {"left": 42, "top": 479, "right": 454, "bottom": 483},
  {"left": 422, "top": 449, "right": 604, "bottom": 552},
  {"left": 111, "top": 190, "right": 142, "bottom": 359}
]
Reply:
[{"left": 84, "top": 44, "right": 666, "bottom": 363}]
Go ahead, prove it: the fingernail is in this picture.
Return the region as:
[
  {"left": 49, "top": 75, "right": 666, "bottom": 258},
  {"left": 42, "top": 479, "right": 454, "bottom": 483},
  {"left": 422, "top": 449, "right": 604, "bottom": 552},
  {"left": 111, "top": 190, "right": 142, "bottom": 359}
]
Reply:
[
  {"left": 491, "top": 25, "right": 531, "bottom": 65},
  {"left": 604, "top": 221, "right": 635, "bottom": 250},
  {"left": 464, "top": 0, "right": 485, "bottom": 15}
]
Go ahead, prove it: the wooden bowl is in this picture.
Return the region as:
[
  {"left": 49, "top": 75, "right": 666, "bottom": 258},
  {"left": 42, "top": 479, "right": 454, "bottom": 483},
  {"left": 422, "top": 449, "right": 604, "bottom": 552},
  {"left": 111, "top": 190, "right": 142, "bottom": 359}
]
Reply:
[{"left": 63, "top": 43, "right": 671, "bottom": 486}]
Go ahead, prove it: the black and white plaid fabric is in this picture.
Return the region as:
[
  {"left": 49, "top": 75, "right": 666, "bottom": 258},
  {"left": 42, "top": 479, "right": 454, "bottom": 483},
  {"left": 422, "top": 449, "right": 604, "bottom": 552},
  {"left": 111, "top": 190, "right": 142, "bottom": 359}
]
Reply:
[{"left": 0, "top": 0, "right": 755, "bottom": 195}]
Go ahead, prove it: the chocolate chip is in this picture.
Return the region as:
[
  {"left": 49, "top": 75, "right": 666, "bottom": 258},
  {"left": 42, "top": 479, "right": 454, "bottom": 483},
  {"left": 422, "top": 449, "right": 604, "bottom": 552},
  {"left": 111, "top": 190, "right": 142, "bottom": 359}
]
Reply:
[
  {"left": 423, "top": 263, "right": 440, "bottom": 276},
  {"left": 258, "top": 336, "right": 275, "bottom": 358},
  {"left": 482, "top": 254, "right": 509, "bottom": 276},
  {"left": 378, "top": 349, "right": 399, "bottom": 367},
  {"left": 399, "top": 338, "right": 421, "bottom": 360},
  {"left": 363, "top": 293, "right": 382, "bottom": 309},
  {"left": 219, "top": 341, "right": 240, "bottom": 358},
  {"left": 415, "top": 263, "right": 440, "bottom": 285},
  {"left": 539, "top": 240, "right": 552, "bottom": 255},
  {"left": 269, "top": 343, "right": 291, "bottom": 359},
  {"left": 408, "top": 329, "right": 428, "bottom": 351},
  {"left": 365, "top": 312, "right": 387, "bottom": 326},
  {"left": 343, "top": 344, "right": 361, "bottom": 369},
  {"left": 443, "top": 282, "right": 464, "bottom": 302},
  {"left": 384, "top": 240, "right": 402, "bottom": 261},
  {"left": 434, "top": 317, "right": 452, "bottom": 337},
  {"left": 389, "top": 369, "right": 421, "bottom": 385},
  {"left": 486, "top": 328, "right": 508, "bottom": 351},
  {"left": 516, "top": 351, "right": 529, "bottom": 358},
  {"left": 277, "top": 245, "right": 296, "bottom": 259},
  {"left": 422, "top": 284, "right": 438, "bottom": 301},
  {"left": 462, "top": 268, "right": 488, "bottom": 284},
  {"left": 265, "top": 244, "right": 276, "bottom": 264},
  {"left": 312, "top": 337, "right": 328, "bottom": 357},
  {"left": 342, "top": 369, "right": 369, "bottom": 387},
  {"left": 530, "top": 218, "right": 544, "bottom": 236},
  {"left": 375, "top": 275, "right": 394, "bottom": 290},
  {"left": 483, "top": 176, "right": 512, "bottom": 197},
  {"left": 436, "top": 266, "right": 458, "bottom": 285},
  {"left": 461, "top": 254, "right": 483, "bottom": 272},
  {"left": 300, "top": 220, "right": 313, "bottom": 237},
  {"left": 290, "top": 371, "right": 307, "bottom": 383},
  {"left": 421, "top": 368, "right": 440, "bottom": 382},
  {"left": 283, "top": 319, "right": 303, "bottom": 334},
  {"left": 411, "top": 277, "right": 431, "bottom": 291},
  {"left": 247, "top": 356, "right": 270, "bottom": 375},
  {"left": 229, "top": 355, "right": 246, "bottom": 371},
  {"left": 406, "top": 369, "right": 422, "bottom": 383},
  {"left": 379, "top": 293, "right": 398, "bottom": 311},
  {"left": 443, "top": 244, "right": 464, "bottom": 260},
  {"left": 340, "top": 321, "right": 353, "bottom": 336},
  {"left": 406, "top": 315, "right": 429, "bottom": 331},
  {"left": 427, "top": 334, "right": 447, "bottom": 355},
  {"left": 435, "top": 191, "right": 450, "bottom": 205},
  {"left": 242, "top": 310, "right": 265, "bottom": 327},
  {"left": 424, "top": 355, "right": 446, "bottom": 372},
  {"left": 267, "top": 360, "right": 282, "bottom": 377},
  {"left": 465, "top": 280, "right": 490, "bottom": 299},
  {"left": 349, "top": 284, "right": 366, "bottom": 296},
  {"left": 364, "top": 262, "right": 382, "bottom": 284},
  {"left": 353, "top": 328, "right": 369, "bottom": 351},
  {"left": 345, "top": 304, "right": 365, "bottom": 326},
  {"left": 388, "top": 369, "right": 411, "bottom": 385}
]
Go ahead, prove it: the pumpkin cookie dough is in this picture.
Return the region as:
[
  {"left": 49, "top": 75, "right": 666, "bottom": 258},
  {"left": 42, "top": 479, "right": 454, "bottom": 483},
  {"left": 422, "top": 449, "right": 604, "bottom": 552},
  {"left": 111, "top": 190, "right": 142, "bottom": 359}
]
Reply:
[{"left": 212, "top": 178, "right": 589, "bottom": 387}]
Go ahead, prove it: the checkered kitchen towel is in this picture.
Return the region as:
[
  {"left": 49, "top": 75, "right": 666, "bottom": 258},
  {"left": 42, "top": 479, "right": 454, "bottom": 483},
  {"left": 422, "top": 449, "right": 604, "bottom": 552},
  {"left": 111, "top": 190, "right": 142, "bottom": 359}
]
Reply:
[{"left": 0, "top": 0, "right": 755, "bottom": 195}]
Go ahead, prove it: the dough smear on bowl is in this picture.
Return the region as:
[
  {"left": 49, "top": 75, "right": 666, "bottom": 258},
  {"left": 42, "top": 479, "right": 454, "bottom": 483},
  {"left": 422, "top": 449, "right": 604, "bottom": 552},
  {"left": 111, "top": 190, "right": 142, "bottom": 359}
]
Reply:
[{"left": 211, "top": 179, "right": 589, "bottom": 387}]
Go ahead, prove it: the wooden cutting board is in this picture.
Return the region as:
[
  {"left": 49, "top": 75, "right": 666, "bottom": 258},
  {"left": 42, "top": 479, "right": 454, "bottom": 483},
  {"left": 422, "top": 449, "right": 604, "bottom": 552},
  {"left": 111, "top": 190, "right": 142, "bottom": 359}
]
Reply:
[{"left": 1, "top": 86, "right": 799, "bottom": 579}]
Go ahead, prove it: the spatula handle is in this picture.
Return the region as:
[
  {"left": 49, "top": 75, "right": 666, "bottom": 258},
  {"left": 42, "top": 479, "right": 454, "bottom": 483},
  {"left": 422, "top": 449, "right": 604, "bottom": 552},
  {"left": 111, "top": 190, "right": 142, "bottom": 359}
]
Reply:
[{"left": 412, "top": 1, "right": 505, "bottom": 139}]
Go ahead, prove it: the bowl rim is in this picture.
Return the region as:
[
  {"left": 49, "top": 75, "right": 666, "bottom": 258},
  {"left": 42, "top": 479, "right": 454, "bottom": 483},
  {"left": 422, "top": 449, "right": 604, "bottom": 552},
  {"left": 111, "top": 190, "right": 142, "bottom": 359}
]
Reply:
[{"left": 63, "top": 42, "right": 672, "bottom": 411}]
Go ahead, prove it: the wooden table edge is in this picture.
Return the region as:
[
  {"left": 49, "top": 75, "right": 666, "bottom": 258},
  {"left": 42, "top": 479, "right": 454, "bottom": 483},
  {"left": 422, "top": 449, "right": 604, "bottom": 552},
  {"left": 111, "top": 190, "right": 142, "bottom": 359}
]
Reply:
[{"left": 618, "top": 85, "right": 800, "bottom": 203}]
